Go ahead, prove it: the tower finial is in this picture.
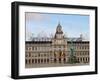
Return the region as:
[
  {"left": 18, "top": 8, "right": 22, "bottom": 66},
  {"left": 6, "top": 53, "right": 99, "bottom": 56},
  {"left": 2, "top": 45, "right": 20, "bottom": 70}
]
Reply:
[
  {"left": 57, "top": 21, "right": 61, "bottom": 28},
  {"left": 58, "top": 21, "right": 60, "bottom": 25}
]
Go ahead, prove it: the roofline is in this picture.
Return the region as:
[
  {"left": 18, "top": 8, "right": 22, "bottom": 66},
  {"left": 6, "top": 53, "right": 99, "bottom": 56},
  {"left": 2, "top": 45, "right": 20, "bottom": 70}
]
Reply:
[
  {"left": 25, "top": 41, "right": 89, "bottom": 44},
  {"left": 26, "top": 41, "right": 52, "bottom": 44}
]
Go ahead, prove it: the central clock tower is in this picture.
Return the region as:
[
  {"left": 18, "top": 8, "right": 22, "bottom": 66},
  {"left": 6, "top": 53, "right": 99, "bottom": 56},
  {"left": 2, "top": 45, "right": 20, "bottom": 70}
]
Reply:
[
  {"left": 51, "top": 22, "right": 68, "bottom": 63},
  {"left": 55, "top": 22, "right": 64, "bottom": 39}
]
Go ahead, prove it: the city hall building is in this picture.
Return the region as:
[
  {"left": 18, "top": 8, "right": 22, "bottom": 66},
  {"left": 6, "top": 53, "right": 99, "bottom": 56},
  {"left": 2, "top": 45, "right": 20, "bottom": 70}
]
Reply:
[{"left": 25, "top": 23, "right": 89, "bottom": 68}]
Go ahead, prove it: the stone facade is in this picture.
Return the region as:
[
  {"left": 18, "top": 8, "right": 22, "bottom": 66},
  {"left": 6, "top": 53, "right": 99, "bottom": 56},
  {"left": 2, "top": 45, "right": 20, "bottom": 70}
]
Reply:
[{"left": 25, "top": 23, "right": 89, "bottom": 68}]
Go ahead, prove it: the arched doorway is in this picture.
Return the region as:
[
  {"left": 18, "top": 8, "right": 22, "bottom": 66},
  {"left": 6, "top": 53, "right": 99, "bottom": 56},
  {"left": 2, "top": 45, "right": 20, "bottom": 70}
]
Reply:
[{"left": 59, "top": 51, "right": 66, "bottom": 63}]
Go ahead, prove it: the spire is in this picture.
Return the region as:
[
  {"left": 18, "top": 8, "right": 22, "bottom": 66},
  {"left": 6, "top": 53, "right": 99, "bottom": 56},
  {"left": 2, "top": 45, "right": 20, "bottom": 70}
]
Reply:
[
  {"left": 57, "top": 21, "right": 61, "bottom": 28},
  {"left": 56, "top": 22, "right": 63, "bottom": 34}
]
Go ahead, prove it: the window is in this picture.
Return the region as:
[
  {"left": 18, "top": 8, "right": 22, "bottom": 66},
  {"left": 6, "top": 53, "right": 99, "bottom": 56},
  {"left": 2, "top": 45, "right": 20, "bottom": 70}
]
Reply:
[
  {"left": 35, "top": 47, "right": 37, "bottom": 50},
  {"left": 54, "top": 53, "right": 56, "bottom": 57},
  {"left": 25, "top": 59, "right": 27, "bottom": 64},
  {"left": 88, "top": 46, "right": 89, "bottom": 49},
  {"left": 64, "top": 58, "right": 66, "bottom": 62},
  {"left": 34, "top": 54, "right": 37, "bottom": 57},
  {"left": 29, "top": 53, "right": 31, "bottom": 57},
  {"left": 38, "top": 53, "right": 40, "bottom": 57},
  {"left": 59, "top": 46, "right": 61, "bottom": 48},
  {"left": 44, "top": 59, "right": 46, "bottom": 63},
  {"left": 47, "top": 59, "right": 49, "bottom": 63},
  {"left": 54, "top": 58, "right": 57, "bottom": 63},
  {"left": 25, "top": 53, "right": 28, "bottom": 57},
  {"left": 88, "top": 52, "right": 89, "bottom": 55},
  {"left": 83, "top": 58, "right": 84, "bottom": 62},
  {"left": 80, "top": 52, "right": 81, "bottom": 55},
  {"left": 59, "top": 58, "right": 61, "bottom": 63},
  {"left": 41, "top": 59, "right": 43, "bottom": 63},
  {"left": 29, "top": 47, "right": 32, "bottom": 50},
  {"left": 35, "top": 59, "right": 37, "bottom": 63},
  {"left": 29, "top": 59, "right": 31, "bottom": 64},
  {"left": 82, "top": 46, "right": 84, "bottom": 49},
  {"left": 82, "top": 52, "right": 84, "bottom": 55},
  {"left": 44, "top": 54, "right": 46, "bottom": 57},
  {"left": 76, "top": 46, "right": 78, "bottom": 49},
  {"left": 74, "top": 52, "right": 76, "bottom": 55},
  {"left": 77, "top": 58, "right": 79, "bottom": 62},
  {"left": 80, "top": 58, "right": 82, "bottom": 62},
  {"left": 85, "top": 46, "right": 87, "bottom": 49},
  {"left": 47, "top": 53, "right": 49, "bottom": 57},
  {"left": 38, "top": 59, "right": 40, "bottom": 63},
  {"left": 32, "top": 53, "right": 34, "bottom": 57},
  {"left": 85, "top": 52, "right": 87, "bottom": 55},
  {"left": 88, "top": 57, "right": 89, "bottom": 62},
  {"left": 32, "top": 59, "right": 34, "bottom": 63},
  {"left": 32, "top": 46, "right": 34, "bottom": 50},
  {"left": 41, "top": 54, "right": 43, "bottom": 57}
]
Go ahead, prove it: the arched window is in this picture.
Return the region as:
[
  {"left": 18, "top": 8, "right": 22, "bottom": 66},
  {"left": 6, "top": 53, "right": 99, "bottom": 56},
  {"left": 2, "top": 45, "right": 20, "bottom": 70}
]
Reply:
[
  {"left": 32, "top": 46, "right": 34, "bottom": 50},
  {"left": 35, "top": 59, "right": 37, "bottom": 64},
  {"left": 29, "top": 53, "right": 31, "bottom": 57},
  {"left": 83, "top": 58, "right": 84, "bottom": 62},
  {"left": 80, "top": 58, "right": 82, "bottom": 62},
  {"left": 77, "top": 58, "right": 79, "bottom": 62},
  {"left": 29, "top": 47, "right": 32, "bottom": 50},
  {"left": 25, "top": 59, "right": 27, "bottom": 64},
  {"left": 29, "top": 59, "right": 31, "bottom": 64},
  {"left": 41, "top": 59, "right": 43, "bottom": 63},
  {"left": 59, "top": 58, "right": 61, "bottom": 63},
  {"left": 32, "top": 59, "right": 34, "bottom": 63},
  {"left": 38, "top": 53, "right": 40, "bottom": 57},
  {"left": 38, "top": 59, "right": 40, "bottom": 63},
  {"left": 44, "top": 59, "right": 46, "bottom": 63},
  {"left": 47, "top": 59, "right": 49, "bottom": 63},
  {"left": 54, "top": 58, "right": 57, "bottom": 63},
  {"left": 25, "top": 53, "right": 28, "bottom": 57},
  {"left": 64, "top": 58, "right": 66, "bottom": 63},
  {"left": 86, "top": 58, "right": 87, "bottom": 62}
]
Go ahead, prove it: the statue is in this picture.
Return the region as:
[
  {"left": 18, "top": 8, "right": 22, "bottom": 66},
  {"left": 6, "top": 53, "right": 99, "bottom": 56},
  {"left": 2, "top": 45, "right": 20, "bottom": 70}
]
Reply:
[{"left": 68, "top": 39, "right": 79, "bottom": 64}]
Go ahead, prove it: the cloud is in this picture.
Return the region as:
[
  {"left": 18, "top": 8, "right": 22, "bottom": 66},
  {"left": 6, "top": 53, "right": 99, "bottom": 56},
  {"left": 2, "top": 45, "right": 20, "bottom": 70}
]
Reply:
[{"left": 25, "top": 12, "right": 50, "bottom": 22}]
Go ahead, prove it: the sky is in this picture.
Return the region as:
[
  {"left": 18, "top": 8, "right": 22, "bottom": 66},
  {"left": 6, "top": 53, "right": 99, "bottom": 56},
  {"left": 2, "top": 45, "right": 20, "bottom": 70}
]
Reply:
[{"left": 25, "top": 12, "right": 89, "bottom": 41}]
